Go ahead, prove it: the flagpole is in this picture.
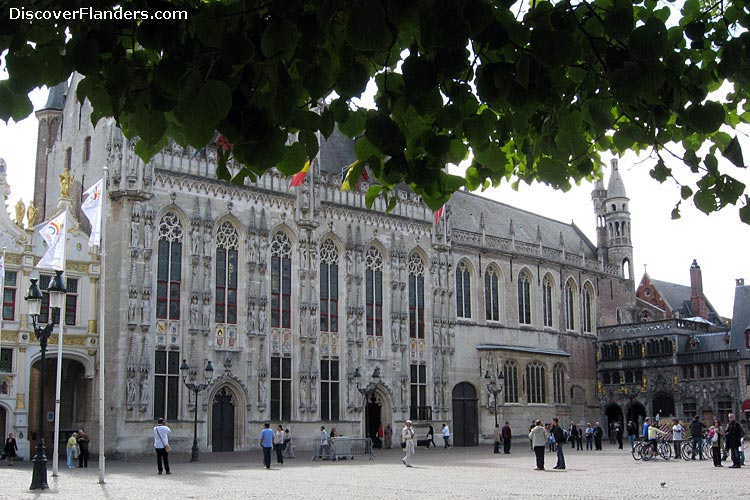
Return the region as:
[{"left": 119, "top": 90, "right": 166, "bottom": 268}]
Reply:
[
  {"left": 1, "top": 247, "right": 5, "bottom": 362},
  {"left": 98, "top": 168, "right": 108, "bottom": 484},
  {"left": 51, "top": 211, "right": 68, "bottom": 477}
]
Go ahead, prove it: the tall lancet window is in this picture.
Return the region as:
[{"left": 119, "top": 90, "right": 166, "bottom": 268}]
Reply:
[
  {"left": 215, "top": 221, "right": 239, "bottom": 324},
  {"left": 365, "top": 246, "right": 383, "bottom": 337},
  {"left": 270, "top": 232, "right": 292, "bottom": 329},
  {"left": 408, "top": 253, "right": 425, "bottom": 339},
  {"left": 157, "top": 212, "right": 183, "bottom": 320},
  {"left": 456, "top": 261, "right": 471, "bottom": 319},
  {"left": 320, "top": 239, "right": 339, "bottom": 333}
]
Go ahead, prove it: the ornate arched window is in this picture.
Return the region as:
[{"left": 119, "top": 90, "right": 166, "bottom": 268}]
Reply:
[
  {"left": 456, "top": 261, "right": 471, "bottom": 319},
  {"left": 365, "top": 246, "right": 383, "bottom": 337},
  {"left": 157, "top": 212, "right": 183, "bottom": 320},
  {"left": 517, "top": 270, "right": 532, "bottom": 325},
  {"left": 270, "top": 232, "right": 292, "bottom": 329},
  {"left": 565, "top": 279, "right": 577, "bottom": 330},
  {"left": 553, "top": 364, "right": 565, "bottom": 404},
  {"left": 526, "top": 362, "right": 546, "bottom": 404},
  {"left": 504, "top": 360, "right": 519, "bottom": 403},
  {"left": 582, "top": 284, "right": 593, "bottom": 333},
  {"left": 319, "top": 239, "right": 339, "bottom": 333},
  {"left": 215, "top": 221, "right": 239, "bottom": 324},
  {"left": 484, "top": 266, "right": 500, "bottom": 322},
  {"left": 408, "top": 253, "right": 425, "bottom": 339},
  {"left": 542, "top": 275, "right": 554, "bottom": 327}
]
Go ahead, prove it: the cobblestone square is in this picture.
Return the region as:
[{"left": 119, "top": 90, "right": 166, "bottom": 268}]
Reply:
[{"left": 1, "top": 442, "right": 745, "bottom": 500}]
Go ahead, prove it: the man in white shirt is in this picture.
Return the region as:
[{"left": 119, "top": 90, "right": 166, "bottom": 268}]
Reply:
[
  {"left": 153, "top": 418, "right": 171, "bottom": 475},
  {"left": 442, "top": 423, "right": 451, "bottom": 448},
  {"left": 671, "top": 419, "right": 685, "bottom": 459},
  {"left": 402, "top": 420, "right": 415, "bottom": 467}
]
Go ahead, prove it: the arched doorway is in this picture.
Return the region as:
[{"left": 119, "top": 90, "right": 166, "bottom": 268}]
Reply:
[
  {"left": 605, "top": 403, "right": 623, "bottom": 440},
  {"left": 0, "top": 405, "right": 7, "bottom": 441},
  {"left": 365, "top": 393, "right": 382, "bottom": 448},
  {"left": 28, "top": 357, "right": 90, "bottom": 457},
  {"left": 652, "top": 393, "right": 675, "bottom": 419},
  {"left": 626, "top": 400, "right": 647, "bottom": 429},
  {"left": 212, "top": 387, "right": 235, "bottom": 452},
  {"left": 452, "top": 382, "right": 478, "bottom": 446}
]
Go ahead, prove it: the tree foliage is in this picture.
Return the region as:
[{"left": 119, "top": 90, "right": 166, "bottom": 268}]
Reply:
[{"left": 1, "top": 0, "right": 749, "bottom": 221}]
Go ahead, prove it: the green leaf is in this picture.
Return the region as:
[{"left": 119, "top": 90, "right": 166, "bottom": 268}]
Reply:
[
  {"left": 173, "top": 79, "right": 232, "bottom": 131},
  {"left": 649, "top": 160, "right": 671, "bottom": 182},
  {"left": 365, "top": 114, "right": 406, "bottom": 157},
  {"left": 740, "top": 202, "right": 750, "bottom": 224},
  {"left": 346, "top": 0, "right": 393, "bottom": 51},
  {"left": 722, "top": 136, "right": 745, "bottom": 168},
  {"left": 628, "top": 19, "right": 667, "bottom": 61},
  {"left": 0, "top": 81, "right": 33, "bottom": 122},
  {"left": 365, "top": 185, "right": 383, "bottom": 208},
  {"left": 537, "top": 157, "right": 570, "bottom": 189},
  {"left": 134, "top": 107, "right": 167, "bottom": 146},
  {"left": 277, "top": 142, "right": 308, "bottom": 176},
  {"left": 684, "top": 101, "right": 725, "bottom": 134},
  {"left": 680, "top": 186, "right": 693, "bottom": 200},
  {"left": 354, "top": 136, "right": 383, "bottom": 161},
  {"left": 339, "top": 108, "right": 367, "bottom": 138},
  {"left": 261, "top": 19, "right": 300, "bottom": 57}
]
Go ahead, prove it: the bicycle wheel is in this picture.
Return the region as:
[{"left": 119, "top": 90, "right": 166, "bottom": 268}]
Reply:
[
  {"left": 706, "top": 445, "right": 714, "bottom": 460},
  {"left": 681, "top": 442, "right": 693, "bottom": 460},
  {"left": 659, "top": 441, "right": 672, "bottom": 460},
  {"left": 632, "top": 441, "right": 643, "bottom": 461},
  {"left": 641, "top": 444, "right": 653, "bottom": 461}
]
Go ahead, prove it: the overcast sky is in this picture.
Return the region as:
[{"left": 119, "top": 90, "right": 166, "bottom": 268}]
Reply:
[{"left": 1, "top": 86, "right": 748, "bottom": 318}]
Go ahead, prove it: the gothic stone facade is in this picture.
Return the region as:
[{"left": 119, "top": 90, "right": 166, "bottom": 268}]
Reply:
[{"left": 2, "top": 74, "right": 635, "bottom": 455}]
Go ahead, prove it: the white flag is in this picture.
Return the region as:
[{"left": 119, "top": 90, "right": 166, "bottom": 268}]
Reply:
[
  {"left": 0, "top": 252, "right": 5, "bottom": 285},
  {"left": 81, "top": 178, "right": 103, "bottom": 248},
  {"left": 37, "top": 210, "right": 67, "bottom": 271}
]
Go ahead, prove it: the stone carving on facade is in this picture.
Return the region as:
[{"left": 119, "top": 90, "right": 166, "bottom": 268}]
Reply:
[
  {"left": 258, "top": 305, "right": 267, "bottom": 335},
  {"left": 130, "top": 220, "right": 140, "bottom": 247},
  {"left": 140, "top": 291, "right": 151, "bottom": 325},
  {"left": 190, "top": 296, "right": 200, "bottom": 328},
  {"left": 191, "top": 225, "right": 202, "bottom": 255},
  {"left": 258, "top": 377, "right": 267, "bottom": 406},
  {"left": 143, "top": 220, "right": 153, "bottom": 250},
  {"left": 140, "top": 374, "right": 150, "bottom": 406},
  {"left": 128, "top": 290, "right": 138, "bottom": 324},
  {"left": 201, "top": 298, "right": 211, "bottom": 330},
  {"left": 126, "top": 374, "right": 137, "bottom": 405}
]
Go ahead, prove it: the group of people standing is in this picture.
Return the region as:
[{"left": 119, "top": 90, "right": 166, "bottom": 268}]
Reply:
[
  {"left": 529, "top": 418, "right": 570, "bottom": 470},
  {"left": 260, "top": 423, "right": 296, "bottom": 469},
  {"left": 492, "top": 422, "right": 513, "bottom": 454}
]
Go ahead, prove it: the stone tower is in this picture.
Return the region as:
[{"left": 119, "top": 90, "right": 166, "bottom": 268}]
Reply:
[
  {"left": 601, "top": 158, "right": 634, "bottom": 280},
  {"left": 33, "top": 81, "right": 67, "bottom": 221}
]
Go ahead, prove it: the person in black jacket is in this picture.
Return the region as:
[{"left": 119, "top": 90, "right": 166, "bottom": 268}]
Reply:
[
  {"left": 593, "top": 422, "right": 604, "bottom": 450},
  {"left": 626, "top": 421, "right": 637, "bottom": 450},
  {"left": 690, "top": 415, "right": 707, "bottom": 460},
  {"left": 615, "top": 421, "right": 624, "bottom": 449},
  {"left": 569, "top": 422, "right": 578, "bottom": 450},
  {"left": 725, "top": 413, "right": 745, "bottom": 468},
  {"left": 551, "top": 418, "right": 566, "bottom": 469}
]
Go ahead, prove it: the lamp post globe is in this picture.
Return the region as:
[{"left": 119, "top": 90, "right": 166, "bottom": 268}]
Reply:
[{"left": 180, "top": 359, "right": 213, "bottom": 462}]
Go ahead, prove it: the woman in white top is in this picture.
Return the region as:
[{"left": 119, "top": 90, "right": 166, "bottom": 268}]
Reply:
[
  {"left": 274, "top": 425, "right": 285, "bottom": 464},
  {"left": 671, "top": 419, "right": 684, "bottom": 459}
]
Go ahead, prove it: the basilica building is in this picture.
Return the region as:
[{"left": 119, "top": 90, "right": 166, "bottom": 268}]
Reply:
[{"left": 1, "top": 75, "right": 635, "bottom": 456}]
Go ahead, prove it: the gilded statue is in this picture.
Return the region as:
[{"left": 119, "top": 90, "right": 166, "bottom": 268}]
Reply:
[
  {"left": 14, "top": 199, "right": 25, "bottom": 227},
  {"left": 26, "top": 201, "right": 37, "bottom": 227},
  {"left": 59, "top": 169, "right": 73, "bottom": 198}
]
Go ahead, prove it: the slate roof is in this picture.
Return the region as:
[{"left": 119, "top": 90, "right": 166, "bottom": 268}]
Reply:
[
  {"left": 606, "top": 160, "right": 627, "bottom": 199},
  {"left": 729, "top": 285, "right": 750, "bottom": 357},
  {"left": 650, "top": 278, "right": 721, "bottom": 324},
  {"left": 40, "top": 81, "right": 68, "bottom": 111},
  {"left": 449, "top": 190, "right": 599, "bottom": 258},
  {"left": 318, "top": 126, "right": 355, "bottom": 176}
]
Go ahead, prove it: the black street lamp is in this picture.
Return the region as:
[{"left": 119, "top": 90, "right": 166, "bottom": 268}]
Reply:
[
  {"left": 179, "top": 359, "right": 213, "bottom": 462},
  {"left": 484, "top": 370, "right": 505, "bottom": 427},
  {"left": 353, "top": 366, "right": 381, "bottom": 399},
  {"left": 26, "top": 278, "right": 54, "bottom": 490}
]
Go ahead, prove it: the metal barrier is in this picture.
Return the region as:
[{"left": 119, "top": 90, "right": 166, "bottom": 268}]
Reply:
[{"left": 311, "top": 437, "right": 375, "bottom": 461}]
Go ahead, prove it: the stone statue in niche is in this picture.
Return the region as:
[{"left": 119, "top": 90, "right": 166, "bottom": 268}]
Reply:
[
  {"left": 126, "top": 375, "right": 137, "bottom": 404},
  {"left": 203, "top": 231, "right": 212, "bottom": 256},
  {"left": 141, "top": 296, "right": 151, "bottom": 323},
  {"left": 347, "top": 313, "right": 356, "bottom": 340},
  {"left": 258, "top": 378, "right": 267, "bottom": 405},
  {"left": 140, "top": 375, "right": 150, "bottom": 405},
  {"left": 130, "top": 221, "right": 140, "bottom": 247},
  {"left": 400, "top": 377, "right": 408, "bottom": 406},
  {"left": 258, "top": 306, "right": 267, "bottom": 334},
  {"left": 391, "top": 319, "right": 400, "bottom": 344},
  {"left": 26, "top": 201, "right": 37, "bottom": 227},
  {"left": 202, "top": 298, "right": 211, "bottom": 329},
  {"left": 191, "top": 227, "right": 202, "bottom": 255},
  {"left": 190, "top": 297, "right": 200, "bottom": 327},
  {"left": 300, "top": 378, "right": 308, "bottom": 406},
  {"left": 248, "top": 307, "right": 256, "bottom": 333},
  {"left": 128, "top": 295, "right": 138, "bottom": 323},
  {"left": 144, "top": 223, "right": 153, "bottom": 249},
  {"left": 249, "top": 238, "right": 258, "bottom": 263}
]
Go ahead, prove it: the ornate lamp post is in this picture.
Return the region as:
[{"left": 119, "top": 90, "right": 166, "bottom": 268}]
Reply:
[
  {"left": 179, "top": 359, "right": 213, "bottom": 462},
  {"left": 484, "top": 369, "right": 505, "bottom": 427},
  {"left": 353, "top": 367, "right": 381, "bottom": 441},
  {"left": 26, "top": 278, "right": 54, "bottom": 490}
]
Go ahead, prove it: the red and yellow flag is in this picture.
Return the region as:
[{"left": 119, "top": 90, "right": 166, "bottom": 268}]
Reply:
[{"left": 289, "top": 161, "right": 311, "bottom": 187}]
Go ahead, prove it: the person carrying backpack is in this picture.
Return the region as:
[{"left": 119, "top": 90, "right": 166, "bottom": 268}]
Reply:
[{"left": 552, "top": 418, "right": 567, "bottom": 469}]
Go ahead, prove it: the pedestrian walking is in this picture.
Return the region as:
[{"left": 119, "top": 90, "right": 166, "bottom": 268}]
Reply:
[
  {"left": 493, "top": 424, "right": 502, "bottom": 454},
  {"left": 584, "top": 423, "right": 594, "bottom": 450},
  {"left": 402, "top": 420, "right": 416, "bottom": 467},
  {"left": 551, "top": 418, "right": 566, "bottom": 469},
  {"left": 725, "top": 413, "right": 745, "bottom": 468},
  {"left": 376, "top": 423, "right": 385, "bottom": 449},
  {"left": 615, "top": 421, "right": 623, "bottom": 449},
  {"left": 529, "top": 420, "right": 548, "bottom": 470},
  {"left": 66, "top": 432, "right": 78, "bottom": 469},
  {"left": 442, "top": 423, "right": 451, "bottom": 448},
  {"left": 689, "top": 415, "right": 706, "bottom": 460},
  {"left": 153, "top": 418, "right": 171, "bottom": 475},
  {"left": 710, "top": 420, "right": 724, "bottom": 467},
  {"left": 626, "top": 420, "right": 637, "bottom": 450},
  {"left": 593, "top": 422, "right": 603, "bottom": 450},
  {"left": 642, "top": 417, "right": 651, "bottom": 441},
  {"left": 283, "top": 428, "right": 295, "bottom": 458},
  {"left": 384, "top": 423, "right": 393, "bottom": 449},
  {"left": 501, "top": 422, "right": 512, "bottom": 454},
  {"left": 671, "top": 419, "right": 684, "bottom": 459},
  {"left": 608, "top": 421, "right": 616, "bottom": 445},
  {"left": 4, "top": 433, "right": 18, "bottom": 466},
  {"left": 426, "top": 425, "right": 437, "bottom": 448},
  {"left": 77, "top": 429, "right": 90, "bottom": 468},
  {"left": 274, "top": 424, "right": 285, "bottom": 464},
  {"left": 260, "top": 422, "right": 274, "bottom": 469}
]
